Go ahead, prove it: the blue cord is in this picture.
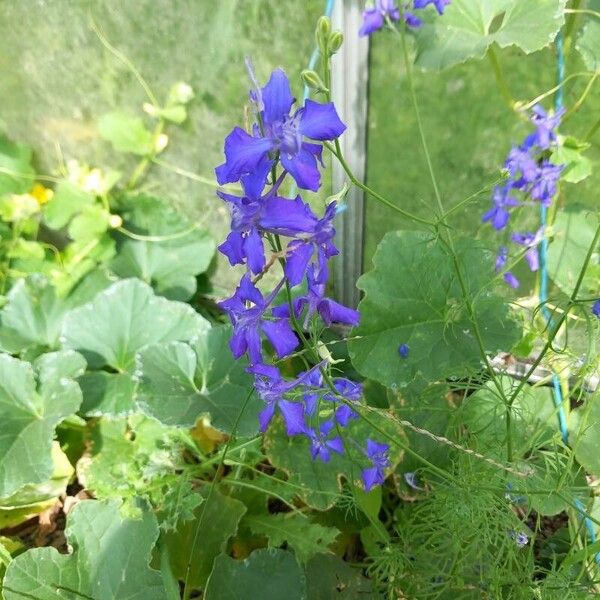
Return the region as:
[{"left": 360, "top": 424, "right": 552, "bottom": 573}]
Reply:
[{"left": 543, "top": 30, "right": 600, "bottom": 564}]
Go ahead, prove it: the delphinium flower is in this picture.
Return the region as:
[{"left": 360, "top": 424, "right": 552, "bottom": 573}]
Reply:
[
  {"left": 216, "top": 66, "right": 391, "bottom": 491},
  {"left": 483, "top": 105, "right": 565, "bottom": 287},
  {"left": 359, "top": 0, "right": 451, "bottom": 36}
]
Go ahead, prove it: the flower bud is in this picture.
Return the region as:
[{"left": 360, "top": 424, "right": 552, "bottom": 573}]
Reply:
[
  {"left": 328, "top": 31, "right": 344, "bottom": 54},
  {"left": 301, "top": 69, "right": 328, "bottom": 93},
  {"left": 108, "top": 214, "right": 123, "bottom": 229},
  {"left": 154, "top": 133, "right": 169, "bottom": 153},
  {"left": 168, "top": 81, "right": 194, "bottom": 105},
  {"left": 316, "top": 16, "right": 331, "bottom": 54}
]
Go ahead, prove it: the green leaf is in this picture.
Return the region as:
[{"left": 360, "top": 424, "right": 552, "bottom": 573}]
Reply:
[
  {"left": 0, "top": 352, "right": 82, "bottom": 497},
  {"left": 264, "top": 409, "right": 405, "bottom": 510},
  {"left": 547, "top": 207, "right": 599, "bottom": 296},
  {"left": 111, "top": 195, "right": 215, "bottom": 301},
  {"left": 42, "top": 180, "right": 94, "bottom": 230},
  {"left": 204, "top": 549, "right": 306, "bottom": 600},
  {"left": 246, "top": 514, "right": 339, "bottom": 565},
  {"left": 0, "top": 275, "right": 69, "bottom": 353},
  {"left": 305, "top": 553, "right": 377, "bottom": 599},
  {"left": 550, "top": 144, "right": 592, "bottom": 184},
  {"left": 576, "top": 17, "right": 600, "bottom": 72},
  {"left": 570, "top": 395, "right": 600, "bottom": 476},
  {"left": 164, "top": 487, "right": 247, "bottom": 588},
  {"left": 349, "top": 232, "right": 521, "bottom": 388},
  {"left": 68, "top": 204, "right": 112, "bottom": 242},
  {"left": 98, "top": 111, "right": 154, "bottom": 155},
  {"left": 415, "top": 0, "right": 567, "bottom": 71},
  {"left": 2, "top": 499, "right": 167, "bottom": 599},
  {"left": 77, "top": 416, "right": 191, "bottom": 508},
  {"left": 61, "top": 278, "right": 209, "bottom": 416},
  {"left": 0, "top": 137, "right": 34, "bottom": 197},
  {"left": 136, "top": 325, "right": 260, "bottom": 434}
]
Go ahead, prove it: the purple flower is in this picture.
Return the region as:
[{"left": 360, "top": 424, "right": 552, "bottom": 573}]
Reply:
[
  {"left": 273, "top": 265, "right": 360, "bottom": 329},
  {"left": 362, "top": 438, "right": 391, "bottom": 491},
  {"left": 508, "top": 530, "right": 529, "bottom": 548},
  {"left": 482, "top": 185, "right": 519, "bottom": 231},
  {"left": 529, "top": 161, "right": 563, "bottom": 207},
  {"left": 505, "top": 145, "right": 538, "bottom": 188},
  {"left": 248, "top": 363, "right": 307, "bottom": 434},
  {"left": 398, "top": 343, "right": 409, "bottom": 358},
  {"left": 219, "top": 274, "right": 298, "bottom": 364},
  {"left": 216, "top": 69, "right": 345, "bottom": 191},
  {"left": 284, "top": 201, "right": 338, "bottom": 286},
  {"left": 359, "top": 0, "right": 400, "bottom": 36},
  {"left": 525, "top": 105, "right": 565, "bottom": 150},
  {"left": 592, "top": 299, "right": 600, "bottom": 318},
  {"left": 511, "top": 228, "right": 544, "bottom": 272},
  {"left": 504, "top": 272, "right": 520, "bottom": 289},
  {"left": 413, "top": 0, "right": 451, "bottom": 14},
  {"left": 495, "top": 246, "right": 508, "bottom": 272},
  {"left": 301, "top": 371, "right": 362, "bottom": 425},
  {"left": 306, "top": 420, "right": 345, "bottom": 462}
]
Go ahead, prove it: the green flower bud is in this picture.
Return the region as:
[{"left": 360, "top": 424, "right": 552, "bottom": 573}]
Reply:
[
  {"left": 316, "top": 16, "right": 331, "bottom": 54},
  {"left": 301, "top": 69, "right": 328, "bottom": 93},
  {"left": 328, "top": 31, "right": 344, "bottom": 55}
]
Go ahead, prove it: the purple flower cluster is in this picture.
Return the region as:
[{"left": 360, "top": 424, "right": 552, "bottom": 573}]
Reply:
[
  {"left": 216, "top": 67, "right": 391, "bottom": 491},
  {"left": 359, "top": 0, "right": 451, "bottom": 36},
  {"left": 483, "top": 105, "right": 565, "bottom": 288}
]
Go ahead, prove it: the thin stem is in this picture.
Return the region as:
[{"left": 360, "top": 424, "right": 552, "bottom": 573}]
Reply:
[{"left": 487, "top": 46, "right": 516, "bottom": 111}]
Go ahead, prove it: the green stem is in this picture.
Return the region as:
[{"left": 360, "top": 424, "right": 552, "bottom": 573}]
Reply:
[{"left": 487, "top": 46, "right": 515, "bottom": 111}]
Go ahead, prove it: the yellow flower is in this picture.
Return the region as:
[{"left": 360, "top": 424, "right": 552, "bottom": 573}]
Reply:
[{"left": 30, "top": 183, "right": 54, "bottom": 205}]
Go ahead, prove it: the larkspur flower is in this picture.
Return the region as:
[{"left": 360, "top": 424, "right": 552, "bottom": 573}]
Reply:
[
  {"left": 362, "top": 438, "right": 391, "bottom": 491},
  {"left": 413, "top": 0, "right": 451, "bottom": 14},
  {"left": 495, "top": 246, "right": 508, "bottom": 272},
  {"left": 505, "top": 145, "right": 538, "bottom": 188},
  {"left": 592, "top": 299, "right": 600, "bottom": 318},
  {"left": 248, "top": 363, "right": 308, "bottom": 434},
  {"left": 306, "top": 419, "right": 345, "bottom": 462},
  {"left": 482, "top": 185, "right": 519, "bottom": 231},
  {"left": 525, "top": 105, "right": 565, "bottom": 150},
  {"left": 511, "top": 228, "right": 544, "bottom": 272},
  {"left": 508, "top": 530, "right": 529, "bottom": 548},
  {"left": 529, "top": 161, "right": 563, "bottom": 207},
  {"left": 504, "top": 272, "right": 520, "bottom": 289},
  {"left": 219, "top": 273, "right": 298, "bottom": 364},
  {"left": 216, "top": 69, "right": 345, "bottom": 191},
  {"left": 359, "top": 0, "right": 401, "bottom": 36}
]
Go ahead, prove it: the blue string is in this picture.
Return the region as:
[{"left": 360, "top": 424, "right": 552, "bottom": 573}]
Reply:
[{"left": 544, "top": 30, "right": 600, "bottom": 564}]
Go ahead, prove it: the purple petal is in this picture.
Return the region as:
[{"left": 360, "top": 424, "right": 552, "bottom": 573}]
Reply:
[
  {"left": 284, "top": 240, "right": 314, "bottom": 287},
  {"left": 258, "top": 402, "right": 276, "bottom": 433},
  {"left": 592, "top": 299, "right": 600, "bottom": 318},
  {"left": 243, "top": 228, "right": 266, "bottom": 274},
  {"left": 261, "top": 318, "right": 299, "bottom": 358},
  {"left": 504, "top": 272, "right": 520, "bottom": 289},
  {"left": 281, "top": 147, "right": 321, "bottom": 192},
  {"left": 261, "top": 196, "right": 318, "bottom": 236},
  {"left": 261, "top": 69, "right": 295, "bottom": 126},
  {"left": 359, "top": 9, "right": 384, "bottom": 36},
  {"left": 318, "top": 298, "right": 360, "bottom": 326},
  {"left": 362, "top": 467, "right": 383, "bottom": 491},
  {"left": 229, "top": 327, "right": 247, "bottom": 359},
  {"left": 279, "top": 400, "right": 306, "bottom": 435},
  {"left": 326, "top": 436, "right": 344, "bottom": 455},
  {"left": 299, "top": 100, "right": 346, "bottom": 141},
  {"left": 241, "top": 156, "right": 273, "bottom": 199},
  {"left": 245, "top": 326, "right": 263, "bottom": 365},
  {"left": 215, "top": 127, "right": 274, "bottom": 184},
  {"left": 218, "top": 231, "right": 245, "bottom": 266},
  {"left": 525, "top": 247, "right": 539, "bottom": 272},
  {"left": 237, "top": 273, "right": 264, "bottom": 307},
  {"left": 335, "top": 404, "right": 358, "bottom": 426}
]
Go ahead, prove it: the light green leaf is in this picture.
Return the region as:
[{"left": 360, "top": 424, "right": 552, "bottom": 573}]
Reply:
[
  {"left": 136, "top": 325, "right": 260, "bottom": 434},
  {"left": 415, "top": 0, "right": 567, "bottom": 71},
  {"left": 246, "top": 514, "right": 339, "bottom": 565},
  {"left": 576, "top": 17, "right": 600, "bottom": 72},
  {"left": 42, "top": 180, "right": 94, "bottom": 230},
  {"left": 0, "top": 275, "right": 69, "bottom": 353},
  {"left": 68, "top": 204, "right": 112, "bottom": 242},
  {"left": 165, "top": 487, "right": 247, "bottom": 589},
  {"left": 204, "top": 549, "right": 305, "bottom": 600},
  {"left": 349, "top": 232, "right": 521, "bottom": 388},
  {"left": 61, "top": 278, "right": 209, "bottom": 415},
  {"left": 0, "top": 353, "right": 82, "bottom": 497},
  {"left": 98, "top": 111, "right": 154, "bottom": 155},
  {"left": 264, "top": 410, "right": 405, "bottom": 510},
  {"left": 111, "top": 195, "right": 215, "bottom": 301},
  {"left": 550, "top": 144, "right": 592, "bottom": 184},
  {"left": 570, "top": 395, "right": 600, "bottom": 476},
  {"left": 547, "top": 208, "right": 599, "bottom": 296},
  {"left": 0, "top": 137, "right": 34, "bottom": 197},
  {"left": 2, "top": 499, "right": 167, "bottom": 600}
]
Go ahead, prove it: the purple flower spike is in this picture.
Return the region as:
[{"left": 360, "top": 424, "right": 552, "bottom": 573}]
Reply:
[
  {"left": 592, "top": 299, "right": 600, "bottom": 318},
  {"left": 216, "top": 69, "right": 345, "bottom": 191},
  {"left": 362, "top": 438, "right": 391, "bottom": 491},
  {"left": 359, "top": 0, "right": 400, "bottom": 36}
]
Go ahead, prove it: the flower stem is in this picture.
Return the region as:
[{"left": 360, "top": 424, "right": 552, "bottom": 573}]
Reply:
[{"left": 487, "top": 46, "right": 516, "bottom": 111}]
